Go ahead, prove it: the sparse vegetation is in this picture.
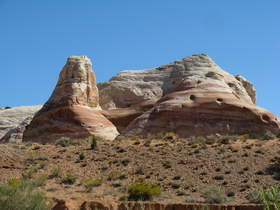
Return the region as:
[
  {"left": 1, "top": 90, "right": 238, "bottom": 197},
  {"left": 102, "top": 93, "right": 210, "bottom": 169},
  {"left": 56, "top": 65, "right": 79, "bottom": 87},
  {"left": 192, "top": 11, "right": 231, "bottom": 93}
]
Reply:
[{"left": 1, "top": 134, "right": 280, "bottom": 204}]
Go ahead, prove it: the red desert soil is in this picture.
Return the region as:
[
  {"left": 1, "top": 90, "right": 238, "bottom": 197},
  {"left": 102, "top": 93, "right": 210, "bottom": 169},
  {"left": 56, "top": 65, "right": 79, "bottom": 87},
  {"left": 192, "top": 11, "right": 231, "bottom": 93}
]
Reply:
[{"left": 0, "top": 135, "right": 280, "bottom": 206}]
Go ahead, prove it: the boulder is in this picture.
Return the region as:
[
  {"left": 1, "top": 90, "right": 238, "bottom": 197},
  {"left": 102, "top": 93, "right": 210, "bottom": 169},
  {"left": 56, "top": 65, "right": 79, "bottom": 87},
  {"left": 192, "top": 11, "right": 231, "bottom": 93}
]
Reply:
[{"left": 23, "top": 56, "right": 119, "bottom": 143}]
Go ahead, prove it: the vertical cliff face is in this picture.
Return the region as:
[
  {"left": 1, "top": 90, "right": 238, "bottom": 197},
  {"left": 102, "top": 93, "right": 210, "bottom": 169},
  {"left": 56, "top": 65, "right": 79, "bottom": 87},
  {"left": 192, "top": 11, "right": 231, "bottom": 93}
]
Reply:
[{"left": 23, "top": 56, "right": 119, "bottom": 143}]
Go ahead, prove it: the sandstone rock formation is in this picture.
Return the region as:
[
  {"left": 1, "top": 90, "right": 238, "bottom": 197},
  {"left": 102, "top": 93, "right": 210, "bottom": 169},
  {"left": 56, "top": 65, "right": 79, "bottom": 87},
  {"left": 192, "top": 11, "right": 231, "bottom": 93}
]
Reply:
[
  {"left": 98, "top": 54, "right": 256, "bottom": 110},
  {"left": 1, "top": 117, "right": 33, "bottom": 143},
  {"left": 23, "top": 56, "right": 119, "bottom": 143},
  {"left": 99, "top": 54, "right": 280, "bottom": 137},
  {"left": 0, "top": 105, "right": 41, "bottom": 140},
  {"left": 101, "top": 100, "right": 156, "bottom": 133}
]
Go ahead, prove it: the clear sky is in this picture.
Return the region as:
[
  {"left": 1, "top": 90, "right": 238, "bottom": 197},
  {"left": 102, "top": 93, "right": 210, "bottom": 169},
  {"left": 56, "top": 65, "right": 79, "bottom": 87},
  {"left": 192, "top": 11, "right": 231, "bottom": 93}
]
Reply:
[{"left": 0, "top": 0, "right": 279, "bottom": 116}]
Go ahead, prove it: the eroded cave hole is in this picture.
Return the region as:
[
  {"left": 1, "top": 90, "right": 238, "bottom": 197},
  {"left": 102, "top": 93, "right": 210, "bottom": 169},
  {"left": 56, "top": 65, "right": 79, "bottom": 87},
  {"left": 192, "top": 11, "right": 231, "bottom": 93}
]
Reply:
[
  {"left": 190, "top": 95, "right": 196, "bottom": 101},
  {"left": 217, "top": 98, "right": 223, "bottom": 102}
]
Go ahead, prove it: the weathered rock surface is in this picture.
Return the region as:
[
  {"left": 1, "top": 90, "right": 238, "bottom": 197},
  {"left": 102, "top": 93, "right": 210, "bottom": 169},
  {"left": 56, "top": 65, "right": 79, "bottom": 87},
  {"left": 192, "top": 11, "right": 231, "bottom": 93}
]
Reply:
[
  {"left": 98, "top": 54, "right": 256, "bottom": 109},
  {"left": 1, "top": 117, "right": 33, "bottom": 143},
  {"left": 0, "top": 105, "right": 41, "bottom": 140},
  {"left": 101, "top": 100, "right": 156, "bottom": 133},
  {"left": 23, "top": 56, "right": 119, "bottom": 143},
  {"left": 100, "top": 54, "right": 279, "bottom": 137}
]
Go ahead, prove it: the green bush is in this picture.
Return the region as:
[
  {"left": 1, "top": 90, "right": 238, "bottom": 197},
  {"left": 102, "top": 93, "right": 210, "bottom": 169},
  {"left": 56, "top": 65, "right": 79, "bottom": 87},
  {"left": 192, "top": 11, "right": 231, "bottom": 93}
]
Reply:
[
  {"left": 202, "top": 186, "right": 227, "bottom": 204},
  {"left": 260, "top": 185, "right": 280, "bottom": 210},
  {"left": 82, "top": 178, "right": 102, "bottom": 192},
  {"left": 128, "top": 181, "right": 161, "bottom": 201},
  {"left": 0, "top": 178, "right": 50, "bottom": 210},
  {"left": 61, "top": 173, "right": 77, "bottom": 185},
  {"left": 91, "top": 136, "right": 98, "bottom": 149}
]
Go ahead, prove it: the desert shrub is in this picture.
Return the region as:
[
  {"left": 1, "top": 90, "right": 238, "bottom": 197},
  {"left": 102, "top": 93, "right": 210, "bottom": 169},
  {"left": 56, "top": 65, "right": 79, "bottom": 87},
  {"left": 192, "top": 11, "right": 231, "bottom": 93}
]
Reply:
[
  {"left": 196, "top": 136, "right": 206, "bottom": 142},
  {"left": 107, "top": 170, "right": 123, "bottom": 181},
  {"left": 164, "top": 132, "right": 176, "bottom": 139},
  {"left": 0, "top": 178, "right": 50, "bottom": 210},
  {"left": 227, "top": 191, "right": 235, "bottom": 197},
  {"left": 239, "top": 134, "right": 250, "bottom": 141},
  {"left": 22, "top": 167, "right": 38, "bottom": 179},
  {"left": 49, "top": 167, "right": 62, "bottom": 179},
  {"left": 246, "top": 190, "right": 262, "bottom": 204},
  {"left": 82, "top": 178, "right": 102, "bottom": 192},
  {"left": 260, "top": 185, "right": 280, "bottom": 210},
  {"left": 128, "top": 181, "right": 161, "bottom": 201},
  {"left": 8, "top": 178, "right": 22, "bottom": 188},
  {"left": 32, "top": 174, "right": 48, "bottom": 187},
  {"left": 135, "top": 167, "right": 145, "bottom": 175},
  {"left": 55, "top": 137, "right": 80, "bottom": 147},
  {"left": 90, "top": 136, "right": 98, "bottom": 149},
  {"left": 261, "top": 131, "right": 276, "bottom": 140},
  {"left": 79, "top": 153, "right": 85, "bottom": 160},
  {"left": 103, "top": 188, "right": 118, "bottom": 196},
  {"left": 202, "top": 186, "right": 227, "bottom": 204},
  {"left": 265, "top": 157, "right": 280, "bottom": 180},
  {"left": 61, "top": 173, "right": 77, "bottom": 185},
  {"left": 219, "top": 137, "right": 230, "bottom": 144},
  {"left": 205, "top": 136, "right": 216, "bottom": 145}
]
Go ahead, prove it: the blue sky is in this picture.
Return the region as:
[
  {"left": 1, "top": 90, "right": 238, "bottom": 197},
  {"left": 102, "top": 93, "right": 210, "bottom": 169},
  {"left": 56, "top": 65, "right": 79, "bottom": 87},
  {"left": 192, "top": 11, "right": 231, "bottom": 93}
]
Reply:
[{"left": 0, "top": 0, "right": 279, "bottom": 116}]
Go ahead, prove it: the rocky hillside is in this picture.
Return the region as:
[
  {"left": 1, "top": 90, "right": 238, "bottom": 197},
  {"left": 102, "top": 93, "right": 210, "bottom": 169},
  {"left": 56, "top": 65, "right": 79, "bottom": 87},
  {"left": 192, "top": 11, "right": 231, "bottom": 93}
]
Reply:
[{"left": 1, "top": 134, "right": 280, "bottom": 207}]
